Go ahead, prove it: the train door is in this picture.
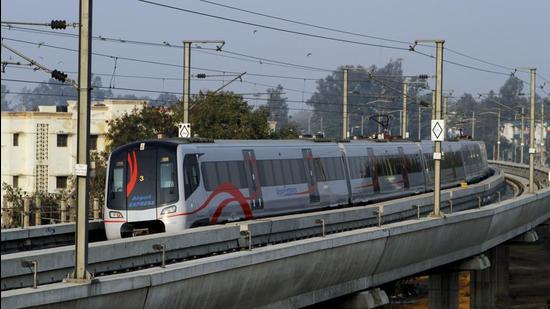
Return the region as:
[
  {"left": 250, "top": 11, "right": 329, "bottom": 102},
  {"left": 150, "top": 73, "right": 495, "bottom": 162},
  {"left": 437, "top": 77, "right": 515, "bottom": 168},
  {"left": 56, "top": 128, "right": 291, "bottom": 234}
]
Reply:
[
  {"left": 125, "top": 147, "right": 158, "bottom": 222},
  {"left": 243, "top": 150, "right": 263, "bottom": 209},
  {"left": 366, "top": 147, "right": 380, "bottom": 193},
  {"left": 302, "top": 148, "right": 320, "bottom": 204}
]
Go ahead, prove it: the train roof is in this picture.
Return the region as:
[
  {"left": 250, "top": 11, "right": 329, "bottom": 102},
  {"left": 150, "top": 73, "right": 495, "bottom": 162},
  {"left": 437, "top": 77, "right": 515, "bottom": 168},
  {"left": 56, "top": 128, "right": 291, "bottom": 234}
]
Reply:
[{"left": 125, "top": 137, "right": 482, "bottom": 147}]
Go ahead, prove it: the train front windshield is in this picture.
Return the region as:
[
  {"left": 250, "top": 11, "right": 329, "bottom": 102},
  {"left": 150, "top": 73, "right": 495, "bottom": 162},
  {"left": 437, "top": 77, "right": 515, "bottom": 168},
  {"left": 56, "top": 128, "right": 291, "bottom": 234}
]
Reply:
[{"left": 107, "top": 143, "right": 179, "bottom": 214}]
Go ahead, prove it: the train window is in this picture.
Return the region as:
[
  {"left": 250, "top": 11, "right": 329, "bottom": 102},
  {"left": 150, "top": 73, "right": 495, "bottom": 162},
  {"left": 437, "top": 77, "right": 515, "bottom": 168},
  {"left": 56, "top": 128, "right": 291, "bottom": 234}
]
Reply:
[
  {"left": 183, "top": 154, "right": 200, "bottom": 200},
  {"left": 361, "top": 157, "right": 371, "bottom": 178},
  {"left": 313, "top": 157, "right": 327, "bottom": 182},
  {"left": 321, "top": 158, "right": 336, "bottom": 181},
  {"left": 272, "top": 160, "right": 284, "bottom": 185},
  {"left": 281, "top": 159, "right": 293, "bottom": 184},
  {"left": 257, "top": 160, "right": 272, "bottom": 186},
  {"left": 290, "top": 159, "right": 307, "bottom": 184},
  {"left": 216, "top": 161, "right": 231, "bottom": 185},
  {"left": 159, "top": 153, "right": 178, "bottom": 204},
  {"left": 112, "top": 165, "right": 124, "bottom": 193},
  {"left": 348, "top": 157, "right": 360, "bottom": 179},
  {"left": 159, "top": 160, "right": 175, "bottom": 189},
  {"left": 227, "top": 161, "right": 247, "bottom": 188},
  {"left": 201, "top": 162, "right": 217, "bottom": 191}
]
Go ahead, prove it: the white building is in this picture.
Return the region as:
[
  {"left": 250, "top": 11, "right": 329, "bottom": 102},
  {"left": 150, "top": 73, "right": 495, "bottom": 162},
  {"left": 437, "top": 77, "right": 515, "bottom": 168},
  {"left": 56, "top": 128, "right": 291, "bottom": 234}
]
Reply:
[{"left": 1, "top": 99, "right": 147, "bottom": 200}]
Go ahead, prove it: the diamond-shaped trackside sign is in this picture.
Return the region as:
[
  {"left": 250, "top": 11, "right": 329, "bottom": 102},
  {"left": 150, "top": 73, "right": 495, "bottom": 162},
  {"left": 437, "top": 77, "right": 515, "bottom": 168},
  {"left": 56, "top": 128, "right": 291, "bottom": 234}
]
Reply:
[{"left": 431, "top": 120, "right": 445, "bottom": 141}]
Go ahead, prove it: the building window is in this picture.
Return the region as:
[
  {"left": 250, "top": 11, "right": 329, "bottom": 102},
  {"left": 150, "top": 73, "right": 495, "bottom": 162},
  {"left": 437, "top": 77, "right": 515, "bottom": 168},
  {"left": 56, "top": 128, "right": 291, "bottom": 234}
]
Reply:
[
  {"left": 57, "top": 134, "right": 68, "bottom": 147},
  {"left": 13, "top": 176, "right": 19, "bottom": 188},
  {"left": 90, "top": 135, "right": 98, "bottom": 150},
  {"left": 56, "top": 176, "right": 68, "bottom": 189},
  {"left": 13, "top": 133, "right": 19, "bottom": 146}
]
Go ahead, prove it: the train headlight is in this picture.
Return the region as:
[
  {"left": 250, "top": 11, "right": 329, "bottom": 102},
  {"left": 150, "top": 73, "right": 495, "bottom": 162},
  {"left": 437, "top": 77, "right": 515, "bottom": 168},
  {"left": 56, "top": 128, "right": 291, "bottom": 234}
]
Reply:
[
  {"left": 161, "top": 205, "right": 177, "bottom": 215},
  {"left": 109, "top": 211, "right": 124, "bottom": 219}
]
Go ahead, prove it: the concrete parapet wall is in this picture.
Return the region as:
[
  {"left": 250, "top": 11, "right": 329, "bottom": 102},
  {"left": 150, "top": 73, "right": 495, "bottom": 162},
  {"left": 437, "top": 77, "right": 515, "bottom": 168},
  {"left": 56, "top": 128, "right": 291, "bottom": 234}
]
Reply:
[{"left": 2, "top": 187, "right": 549, "bottom": 309}]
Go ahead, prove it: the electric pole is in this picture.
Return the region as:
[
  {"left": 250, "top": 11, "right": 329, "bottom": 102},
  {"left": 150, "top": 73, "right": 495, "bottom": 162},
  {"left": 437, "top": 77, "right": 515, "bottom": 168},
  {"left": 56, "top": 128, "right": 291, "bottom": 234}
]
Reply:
[
  {"left": 418, "top": 106, "right": 422, "bottom": 140},
  {"left": 402, "top": 81, "right": 408, "bottom": 138},
  {"left": 433, "top": 40, "right": 444, "bottom": 217},
  {"left": 416, "top": 39, "right": 444, "bottom": 217},
  {"left": 521, "top": 107, "right": 525, "bottom": 164},
  {"left": 541, "top": 98, "right": 545, "bottom": 167},
  {"left": 70, "top": 0, "right": 92, "bottom": 282},
  {"left": 343, "top": 67, "right": 349, "bottom": 140},
  {"left": 431, "top": 90, "right": 436, "bottom": 120},
  {"left": 471, "top": 111, "right": 475, "bottom": 139},
  {"left": 497, "top": 109, "right": 501, "bottom": 161},
  {"left": 528, "top": 68, "right": 536, "bottom": 193},
  {"left": 182, "top": 40, "right": 225, "bottom": 135}
]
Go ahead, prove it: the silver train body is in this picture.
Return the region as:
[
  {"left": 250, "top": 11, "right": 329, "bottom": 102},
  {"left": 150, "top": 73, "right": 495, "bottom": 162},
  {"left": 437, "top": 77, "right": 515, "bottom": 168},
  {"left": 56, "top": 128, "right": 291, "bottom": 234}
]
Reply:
[{"left": 104, "top": 139, "right": 490, "bottom": 239}]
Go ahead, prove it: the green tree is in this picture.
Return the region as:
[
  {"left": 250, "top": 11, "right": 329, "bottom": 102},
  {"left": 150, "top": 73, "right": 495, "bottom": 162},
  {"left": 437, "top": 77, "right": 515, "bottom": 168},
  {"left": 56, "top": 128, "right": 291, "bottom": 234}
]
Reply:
[
  {"left": 307, "top": 60, "right": 404, "bottom": 137},
  {"left": 18, "top": 78, "right": 75, "bottom": 110},
  {"left": 105, "top": 105, "right": 177, "bottom": 151},
  {"left": 183, "top": 91, "right": 271, "bottom": 139},
  {"left": 266, "top": 85, "right": 288, "bottom": 130},
  {"left": 270, "top": 122, "right": 300, "bottom": 139}
]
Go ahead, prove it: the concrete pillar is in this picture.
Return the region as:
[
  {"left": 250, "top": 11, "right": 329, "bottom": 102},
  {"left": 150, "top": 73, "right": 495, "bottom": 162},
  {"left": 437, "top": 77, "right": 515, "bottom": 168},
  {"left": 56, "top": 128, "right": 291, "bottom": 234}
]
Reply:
[
  {"left": 34, "top": 195, "right": 42, "bottom": 226},
  {"left": 335, "top": 288, "right": 389, "bottom": 309},
  {"left": 69, "top": 198, "right": 76, "bottom": 222},
  {"left": 93, "top": 198, "right": 100, "bottom": 220},
  {"left": 60, "top": 199, "right": 67, "bottom": 223},
  {"left": 23, "top": 197, "right": 31, "bottom": 228},
  {"left": 470, "top": 246, "right": 510, "bottom": 309},
  {"left": 1, "top": 198, "right": 8, "bottom": 228},
  {"left": 428, "top": 272, "right": 459, "bottom": 309}
]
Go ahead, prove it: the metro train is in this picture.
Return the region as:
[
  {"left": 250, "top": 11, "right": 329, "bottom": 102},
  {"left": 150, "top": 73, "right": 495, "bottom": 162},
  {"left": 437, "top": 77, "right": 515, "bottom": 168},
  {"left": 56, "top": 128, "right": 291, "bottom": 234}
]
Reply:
[{"left": 104, "top": 139, "right": 491, "bottom": 239}]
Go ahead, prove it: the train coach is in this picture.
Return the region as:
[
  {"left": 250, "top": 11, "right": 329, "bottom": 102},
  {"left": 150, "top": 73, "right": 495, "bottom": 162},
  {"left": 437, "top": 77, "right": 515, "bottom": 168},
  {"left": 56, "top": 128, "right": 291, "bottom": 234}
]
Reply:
[{"left": 104, "top": 138, "right": 490, "bottom": 239}]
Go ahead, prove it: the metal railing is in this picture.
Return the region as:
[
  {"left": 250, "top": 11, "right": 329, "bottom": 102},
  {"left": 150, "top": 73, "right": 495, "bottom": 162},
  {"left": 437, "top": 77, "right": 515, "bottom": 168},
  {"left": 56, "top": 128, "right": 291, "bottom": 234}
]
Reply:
[
  {"left": 1, "top": 196, "right": 102, "bottom": 229},
  {"left": 489, "top": 160, "right": 550, "bottom": 189}
]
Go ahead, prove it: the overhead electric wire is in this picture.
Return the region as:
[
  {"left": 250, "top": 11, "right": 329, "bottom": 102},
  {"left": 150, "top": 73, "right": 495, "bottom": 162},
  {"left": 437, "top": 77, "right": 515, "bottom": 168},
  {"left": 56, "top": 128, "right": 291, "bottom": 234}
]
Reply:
[
  {"left": 1, "top": 25, "right": 335, "bottom": 73},
  {"left": 198, "top": 0, "right": 414, "bottom": 46},
  {"left": 137, "top": 0, "right": 409, "bottom": 51},
  {"left": 199, "top": 0, "right": 544, "bottom": 79},
  {"left": 2, "top": 78, "right": 403, "bottom": 109},
  {"left": 6, "top": 25, "right": 542, "bottom": 88}
]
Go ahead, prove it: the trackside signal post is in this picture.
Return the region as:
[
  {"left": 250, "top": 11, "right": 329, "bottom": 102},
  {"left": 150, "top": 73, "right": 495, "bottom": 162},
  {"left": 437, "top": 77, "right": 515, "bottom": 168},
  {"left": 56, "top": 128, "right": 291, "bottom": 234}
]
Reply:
[
  {"left": 416, "top": 39, "right": 445, "bottom": 217},
  {"left": 69, "top": 0, "right": 93, "bottom": 282}
]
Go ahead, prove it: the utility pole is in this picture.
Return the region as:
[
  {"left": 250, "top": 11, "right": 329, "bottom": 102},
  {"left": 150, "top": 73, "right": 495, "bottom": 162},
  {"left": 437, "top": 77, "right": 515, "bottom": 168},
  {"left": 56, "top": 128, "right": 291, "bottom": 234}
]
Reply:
[
  {"left": 431, "top": 90, "right": 436, "bottom": 120},
  {"left": 521, "top": 107, "right": 525, "bottom": 164},
  {"left": 497, "top": 109, "right": 501, "bottom": 161},
  {"left": 528, "top": 68, "right": 536, "bottom": 193},
  {"left": 432, "top": 40, "right": 444, "bottom": 217},
  {"left": 70, "top": 0, "right": 92, "bottom": 282},
  {"left": 541, "top": 99, "right": 545, "bottom": 167},
  {"left": 471, "top": 111, "right": 475, "bottom": 139},
  {"left": 182, "top": 40, "right": 225, "bottom": 133},
  {"left": 361, "top": 115, "right": 364, "bottom": 136},
  {"left": 418, "top": 106, "right": 424, "bottom": 140},
  {"left": 183, "top": 41, "right": 191, "bottom": 124},
  {"left": 402, "top": 81, "right": 408, "bottom": 138},
  {"left": 342, "top": 67, "right": 349, "bottom": 140},
  {"left": 416, "top": 39, "right": 444, "bottom": 217}
]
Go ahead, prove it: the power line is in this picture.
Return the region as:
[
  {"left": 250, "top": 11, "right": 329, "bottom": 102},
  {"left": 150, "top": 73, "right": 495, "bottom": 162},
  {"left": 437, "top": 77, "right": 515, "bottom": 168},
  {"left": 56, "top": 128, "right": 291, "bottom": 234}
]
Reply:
[
  {"left": 137, "top": 0, "right": 409, "bottom": 51},
  {"left": 1, "top": 25, "right": 335, "bottom": 73},
  {"left": 199, "top": 0, "right": 414, "bottom": 46},
  {"left": 200, "top": 0, "right": 541, "bottom": 79}
]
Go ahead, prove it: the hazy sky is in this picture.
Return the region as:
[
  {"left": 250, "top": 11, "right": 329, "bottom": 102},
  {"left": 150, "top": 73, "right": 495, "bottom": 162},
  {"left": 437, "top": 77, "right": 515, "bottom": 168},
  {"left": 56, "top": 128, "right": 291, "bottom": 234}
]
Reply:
[{"left": 2, "top": 0, "right": 549, "bottom": 112}]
